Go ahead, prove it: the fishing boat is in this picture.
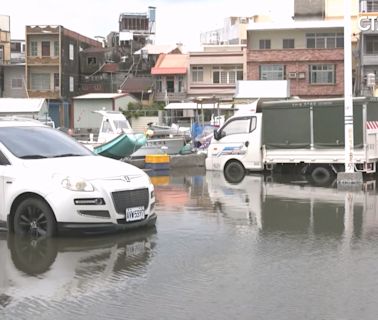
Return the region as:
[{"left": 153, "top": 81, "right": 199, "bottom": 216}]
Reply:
[
  {"left": 80, "top": 110, "right": 147, "bottom": 159},
  {"left": 80, "top": 110, "right": 188, "bottom": 159},
  {"left": 92, "top": 132, "right": 147, "bottom": 160}
]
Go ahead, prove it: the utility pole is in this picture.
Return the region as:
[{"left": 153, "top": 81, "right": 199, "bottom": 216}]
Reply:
[{"left": 337, "top": 0, "right": 363, "bottom": 184}]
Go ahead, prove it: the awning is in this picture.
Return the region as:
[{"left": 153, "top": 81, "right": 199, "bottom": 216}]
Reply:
[
  {"left": 151, "top": 67, "right": 187, "bottom": 75},
  {"left": 164, "top": 102, "right": 234, "bottom": 110}
]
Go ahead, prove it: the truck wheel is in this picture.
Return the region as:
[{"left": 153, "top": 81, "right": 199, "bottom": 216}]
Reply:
[
  {"left": 224, "top": 161, "right": 245, "bottom": 184},
  {"left": 311, "top": 166, "right": 333, "bottom": 186},
  {"left": 13, "top": 198, "right": 57, "bottom": 238}
]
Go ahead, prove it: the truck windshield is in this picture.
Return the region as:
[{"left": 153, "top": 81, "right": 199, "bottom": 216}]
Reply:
[{"left": 220, "top": 117, "right": 253, "bottom": 136}]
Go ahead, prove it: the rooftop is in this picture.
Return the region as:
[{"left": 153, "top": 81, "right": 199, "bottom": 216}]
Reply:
[
  {"left": 151, "top": 54, "right": 188, "bottom": 75},
  {"left": 134, "top": 43, "right": 185, "bottom": 55},
  {"left": 248, "top": 19, "right": 345, "bottom": 31},
  {"left": 73, "top": 93, "right": 128, "bottom": 100}
]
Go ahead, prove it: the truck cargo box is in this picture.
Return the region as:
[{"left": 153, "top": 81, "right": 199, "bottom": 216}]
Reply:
[{"left": 261, "top": 97, "right": 378, "bottom": 150}]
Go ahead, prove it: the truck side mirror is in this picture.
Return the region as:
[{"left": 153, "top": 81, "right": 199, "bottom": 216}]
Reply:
[
  {"left": 214, "top": 129, "right": 220, "bottom": 140},
  {"left": 214, "top": 129, "right": 225, "bottom": 141}
]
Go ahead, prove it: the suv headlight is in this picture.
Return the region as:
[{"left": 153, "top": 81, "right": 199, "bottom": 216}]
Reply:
[{"left": 61, "top": 176, "right": 94, "bottom": 192}]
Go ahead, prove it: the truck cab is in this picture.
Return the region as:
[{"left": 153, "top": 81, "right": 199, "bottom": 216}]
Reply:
[{"left": 206, "top": 113, "right": 263, "bottom": 180}]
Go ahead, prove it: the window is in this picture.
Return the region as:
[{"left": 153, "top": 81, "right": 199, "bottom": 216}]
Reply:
[
  {"left": 283, "top": 39, "right": 295, "bottom": 49},
  {"left": 309, "top": 64, "right": 335, "bottom": 84},
  {"left": 259, "top": 39, "right": 271, "bottom": 49},
  {"left": 30, "top": 41, "right": 38, "bottom": 56},
  {"left": 259, "top": 64, "right": 285, "bottom": 80},
  {"left": 212, "top": 65, "right": 243, "bottom": 84},
  {"left": 11, "top": 79, "right": 23, "bottom": 89},
  {"left": 366, "top": 35, "right": 378, "bottom": 54},
  {"left": 192, "top": 66, "right": 203, "bottom": 82},
  {"left": 88, "top": 57, "right": 97, "bottom": 65},
  {"left": 54, "top": 73, "right": 59, "bottom": 90},
  {"left": 306, "top": 33, "right": 344, "bottom": 49},
  {"left": 178, "top": 76, "right": 184, "bottom": 92},
  {"left": 101, "top": 120, "right": 113, "bottom": 133},
  {"left": 31, "top": 73, "right": 50, "bottom": 90},
  {"left": 41, "top": 41, "right": 50, "bottom": 56},
  {"left": 0, "top": 46, "right": 3, "bottom": 64},
  {"left": 11, "top": 42, "right": 21, "bottom": 53},
  {"left": 367, "top": 0, "right": 378, "bottom": 12},
  {"left": 156, "top": 76, "right": 162, "bottom": 92},
  {"left": 220, "top": 116, "right": 255, "bottom": 136},
  {"left": 166, "top": 76, "right": 174, "bottom": 93},
  {"left": 54, "top": 41, "right": 59, "bottom": 57},
  {"left": 69, "top": 76, "right": 74, "bottom": 92},
  {"left": 69, "top": 44, "right": 74, "bottom": 60}
]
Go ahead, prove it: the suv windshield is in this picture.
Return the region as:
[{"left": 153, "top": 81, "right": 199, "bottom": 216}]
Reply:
[{"left": 0, "top": 126, "right": 93, "bottom": 159}]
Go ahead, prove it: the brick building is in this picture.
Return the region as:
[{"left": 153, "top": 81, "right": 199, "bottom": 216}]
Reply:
[{"left": 246, "top": 20, "right": 345, "bottom": 98}]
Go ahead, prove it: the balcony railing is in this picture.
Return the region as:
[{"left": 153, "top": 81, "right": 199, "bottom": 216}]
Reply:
[
  {"left": 27, "top": 90, "right": 60, "bottom": 99},
  {"left": 154, "top": 92, "right": 187, "bottom": 102},
  {"left": 27, "top": 56, "right": 59, "bottom": 65}
]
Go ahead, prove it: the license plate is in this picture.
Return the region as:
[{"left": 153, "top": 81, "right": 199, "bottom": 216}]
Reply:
[
  {"left": 126, "top": 241, "right": 146, "bottom": 257},
  {"left": 125, "top": 206, "right": 145, "bottom": 222}
]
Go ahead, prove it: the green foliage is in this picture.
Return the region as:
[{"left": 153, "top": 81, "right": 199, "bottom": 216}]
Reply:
[{"left": 121, "top": 101, "right": 164, "bottom": 119}]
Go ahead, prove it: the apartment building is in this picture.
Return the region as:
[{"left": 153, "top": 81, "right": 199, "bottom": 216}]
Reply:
[
  {"left": 246, "top": 0, "right": 360, "bottom": 98},
  {"left": 0, "top": 16, "right": 10, "bottom": 65},
  {"left": 25, "top": 25, "right": 101, "bottom": 127},
  {"left": 151, "top": 53, "right": 188, "bottom": 103},
  {"left": 357, "top": 0, "right": 378, "bottom": 96},
  {"left": 247, "top": 20, "right": 345, "bottom": 98},
  {"left": 200, "top": 16, "right": 255, "bottom": 45},
  {"left": 187, "top": 45, "right": 246, "bottom": 102},
  {"left": 0, "top": 16, "right": 11, "bottom": 98}
]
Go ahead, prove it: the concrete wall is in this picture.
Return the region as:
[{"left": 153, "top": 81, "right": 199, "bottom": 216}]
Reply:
[
  {"left": 73, "top": 95, "right": 137, "bottom": 130},
  {"left": 248, "top": 28, "right": 343, "bottom": 50},
  {"left": 3, "top": 65, "right": 27, "bottom": 98},
  {"left": 114, "top": 95, "right": 137, "bottom": 111},
  {"left": 129, "top": 116, "right": 159, "bottom": 133}
]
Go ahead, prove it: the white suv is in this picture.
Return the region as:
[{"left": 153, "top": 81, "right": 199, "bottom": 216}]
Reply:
[{"left": 0, "top": 117, "right": 156, "bottom": 237}]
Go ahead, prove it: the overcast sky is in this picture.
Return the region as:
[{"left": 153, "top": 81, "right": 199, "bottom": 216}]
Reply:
[{"left": 2, "top": 0, "right": 293, "bottom": 49}]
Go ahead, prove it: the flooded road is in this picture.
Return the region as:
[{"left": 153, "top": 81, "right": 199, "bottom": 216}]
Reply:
[{"left": 2, "top": 168, "right": 378, "bottom": 320}]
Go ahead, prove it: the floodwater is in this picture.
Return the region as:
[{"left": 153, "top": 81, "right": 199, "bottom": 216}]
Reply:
[{"left": 2, "top": 168, "right": 378, "bottom": 320}]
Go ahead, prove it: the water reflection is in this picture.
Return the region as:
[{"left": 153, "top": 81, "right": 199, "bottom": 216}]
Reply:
[
  {"left": 0, "top": 228, "right": 156, "bottom": 309},
  {"left": 204, "top": 171, "right": 378, "bottom": 239},
  {"left": 2, "top": 170, "right": 378, "bottom": 320}
]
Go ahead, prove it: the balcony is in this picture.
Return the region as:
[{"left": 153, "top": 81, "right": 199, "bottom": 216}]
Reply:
[
  {"left": 154, "top": 92, "right": 187, "bottom": 102},
  {"left": 27, "top": 90, "right": 60, "bottom": 99},
  {"left": 361, "top": 54, "right": 378, "bottom": 65},
  {"left": 27, "top": 56, "right": 59, "bottom": 65},
  {"left": 187, "top": 83, "right": 236, "bottom": 96}
]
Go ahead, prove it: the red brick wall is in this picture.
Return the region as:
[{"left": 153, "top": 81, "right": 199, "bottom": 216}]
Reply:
[{"left": 247, "top": 48, "right": 344, "bottom": 98}]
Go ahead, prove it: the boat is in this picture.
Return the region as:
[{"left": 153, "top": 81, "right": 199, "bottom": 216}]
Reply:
[
  {"left": 80, "top": 110, "right": 147, "bottom": 159},
  {"left": 80, "top": 110, "right": 188, "bottom": 159},
  {"left": 129, "top": 136, "right": 187, "bottom": 158},
  {"left": 92, "top": 132, "right": 147, "bottom": 159},
  {"left": 145, "top": 122, "right": 191, "bottom": 141}
]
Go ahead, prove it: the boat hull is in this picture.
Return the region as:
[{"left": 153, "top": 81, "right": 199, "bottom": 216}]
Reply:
[
  {"left": 130, "top": 137, "right": 186, "bottom": 158},
  {"left": 93, "top": 133, "right": 147, "bottom": 160}
]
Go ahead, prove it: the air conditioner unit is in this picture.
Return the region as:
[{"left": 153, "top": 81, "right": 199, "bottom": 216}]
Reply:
[
  {"left": 298, "top": 72, "right": 306, "bottom": 79},
  {"left": 287, "top": 72, "right": 297, "bottom": 79},
  {"left": 367, "top": 73, "right": 376, "bottom": 87}
]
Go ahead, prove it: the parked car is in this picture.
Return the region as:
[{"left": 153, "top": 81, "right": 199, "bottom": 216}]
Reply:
[{"left": 0, "top": 117, "right": 156, "bottom": 237}]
